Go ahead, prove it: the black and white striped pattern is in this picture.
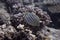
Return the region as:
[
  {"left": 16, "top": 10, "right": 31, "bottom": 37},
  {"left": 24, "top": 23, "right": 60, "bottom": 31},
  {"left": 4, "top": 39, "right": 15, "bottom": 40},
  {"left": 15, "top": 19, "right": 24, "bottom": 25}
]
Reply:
[{"left": 24, "top": 13, "right": 40, "bottom": 26}]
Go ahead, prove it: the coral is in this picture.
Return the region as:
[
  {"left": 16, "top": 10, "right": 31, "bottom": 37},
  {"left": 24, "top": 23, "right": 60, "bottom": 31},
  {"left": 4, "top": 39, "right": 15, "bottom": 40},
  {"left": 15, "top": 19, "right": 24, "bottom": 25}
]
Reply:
[{"left": 0, "top": 0, "right": 60, "bottom": 40}]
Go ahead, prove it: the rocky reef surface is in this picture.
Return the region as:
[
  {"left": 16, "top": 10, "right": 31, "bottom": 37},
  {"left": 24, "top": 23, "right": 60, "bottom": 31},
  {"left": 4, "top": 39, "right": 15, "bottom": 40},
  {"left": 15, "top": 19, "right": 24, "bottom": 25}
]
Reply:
[{"left": 0, "top": 0, "right": 60, "bottom": 40}]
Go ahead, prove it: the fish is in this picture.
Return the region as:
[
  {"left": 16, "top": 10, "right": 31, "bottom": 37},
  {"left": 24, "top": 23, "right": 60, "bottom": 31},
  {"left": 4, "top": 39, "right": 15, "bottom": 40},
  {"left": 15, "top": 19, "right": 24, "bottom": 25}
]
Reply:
[{"left": 24, "top": 13, "right": 40, "bottom": 26}]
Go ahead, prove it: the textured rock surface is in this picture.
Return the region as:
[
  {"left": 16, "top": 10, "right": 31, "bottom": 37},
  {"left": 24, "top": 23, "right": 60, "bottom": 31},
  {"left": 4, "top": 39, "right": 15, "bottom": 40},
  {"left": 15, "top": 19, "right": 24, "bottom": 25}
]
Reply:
[
  {"left": 0, "top": 0, "right": 60, "bottom": 40},
  {"left": 43, "top": 0, "right": 60, "bottom": 13},
  {"left": 43, "top": 0, "right": 60, "bottom": 5},
  {"left": 47, "top": 5, "right": 60, "bottom": 13},
  {"left": 36, "top": 26, "right": 60, "bottom": 40}
]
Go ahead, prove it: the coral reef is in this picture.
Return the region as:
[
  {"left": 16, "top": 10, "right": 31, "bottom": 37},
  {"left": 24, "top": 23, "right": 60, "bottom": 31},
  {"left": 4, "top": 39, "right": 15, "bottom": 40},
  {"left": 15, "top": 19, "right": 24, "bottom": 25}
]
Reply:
[{"left": 0, "top": 0, "right": 60, "bottom": 40}]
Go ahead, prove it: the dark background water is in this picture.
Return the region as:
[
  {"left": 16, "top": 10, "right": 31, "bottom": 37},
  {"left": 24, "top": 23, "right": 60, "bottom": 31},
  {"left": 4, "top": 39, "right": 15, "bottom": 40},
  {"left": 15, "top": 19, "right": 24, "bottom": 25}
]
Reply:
[{"left": 42, "top": 5, "right": 60, "bottom": 29}]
